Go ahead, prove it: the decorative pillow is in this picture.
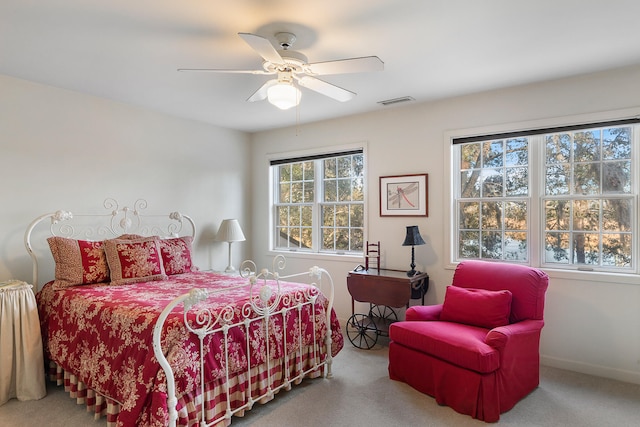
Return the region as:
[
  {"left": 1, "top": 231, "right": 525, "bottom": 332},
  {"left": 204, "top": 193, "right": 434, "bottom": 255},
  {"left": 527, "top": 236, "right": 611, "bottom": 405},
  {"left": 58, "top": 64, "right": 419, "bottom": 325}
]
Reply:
[
  {"left": 440, "top": 286, "right": 513, "bottom": 329},
  {"left": 159, "top": 236, "right": 195, "bottom": 275},
  {"left": 47, "top": 236, "right": 110, "bottom": 289},
  {"left": 104, "top": 236, "right": 167, "bottom": 285},
  {"left": 115, "top": 233, "right": 144, "bottom": 240}
]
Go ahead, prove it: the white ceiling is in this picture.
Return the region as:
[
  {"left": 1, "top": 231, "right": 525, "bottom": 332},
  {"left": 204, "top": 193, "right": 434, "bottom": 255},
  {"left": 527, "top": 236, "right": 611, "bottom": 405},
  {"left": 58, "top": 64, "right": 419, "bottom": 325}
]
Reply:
[{"left": 2, "top": 1, "right": 640, "bottom": 133}]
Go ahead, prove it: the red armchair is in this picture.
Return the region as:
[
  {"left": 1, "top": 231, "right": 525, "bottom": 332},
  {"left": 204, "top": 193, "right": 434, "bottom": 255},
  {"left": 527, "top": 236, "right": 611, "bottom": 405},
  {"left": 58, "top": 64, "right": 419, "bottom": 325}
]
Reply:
[{"left": 388, "top": 260, "right": 548, "bottom": 422}]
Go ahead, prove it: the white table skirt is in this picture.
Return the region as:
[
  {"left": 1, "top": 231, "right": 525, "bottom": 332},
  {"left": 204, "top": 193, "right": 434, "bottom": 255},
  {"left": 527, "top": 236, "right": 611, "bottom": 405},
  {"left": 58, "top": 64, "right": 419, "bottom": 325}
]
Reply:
[{"left": 0, "top": 280, "right": 46, "bottom": 405}]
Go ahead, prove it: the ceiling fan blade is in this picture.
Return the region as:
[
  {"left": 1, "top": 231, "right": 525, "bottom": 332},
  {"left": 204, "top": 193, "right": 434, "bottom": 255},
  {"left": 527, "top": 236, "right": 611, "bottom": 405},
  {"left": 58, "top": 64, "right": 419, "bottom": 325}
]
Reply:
[
  {"left": 238, "top": 32, "right": 284, "bottom": 65},
  {"left": 306, "top": 56, "right": 384, "bottom": 75},
  {"left": 178, "top": 68, "right": 273, "bottom": 75},
  {"left": 296, "top": 76, "right": 356, "bottom": 102},
  {"left": 247, "top": 79, "right": 278, "bottom": 102}
]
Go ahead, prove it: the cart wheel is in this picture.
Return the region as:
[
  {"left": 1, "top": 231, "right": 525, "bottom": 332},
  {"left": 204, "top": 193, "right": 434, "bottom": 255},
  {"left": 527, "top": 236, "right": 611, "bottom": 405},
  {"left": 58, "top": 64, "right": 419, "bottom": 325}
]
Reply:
[
  {"left": 369, "top": 304, "right": 398, "bottom": 324},
  {"left": 345, "top": 314, "right": 378, "bottom": 349}
]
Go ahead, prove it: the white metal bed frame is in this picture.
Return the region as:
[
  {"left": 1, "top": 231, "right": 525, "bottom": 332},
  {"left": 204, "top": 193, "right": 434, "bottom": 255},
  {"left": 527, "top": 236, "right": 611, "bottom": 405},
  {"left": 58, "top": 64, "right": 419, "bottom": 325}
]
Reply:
[
  {"left": 154, "top": 258, "right": 334, "bottom": 426},
  {"left": 24, "top": 199, "right": 335, "bottom": 426}
]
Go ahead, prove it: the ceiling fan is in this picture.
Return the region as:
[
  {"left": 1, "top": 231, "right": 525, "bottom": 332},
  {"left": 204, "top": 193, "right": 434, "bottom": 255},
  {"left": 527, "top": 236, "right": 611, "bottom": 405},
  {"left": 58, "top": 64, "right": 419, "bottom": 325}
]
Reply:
[{"left": 178, "top": 32, "right": 384, "bottom": 110}]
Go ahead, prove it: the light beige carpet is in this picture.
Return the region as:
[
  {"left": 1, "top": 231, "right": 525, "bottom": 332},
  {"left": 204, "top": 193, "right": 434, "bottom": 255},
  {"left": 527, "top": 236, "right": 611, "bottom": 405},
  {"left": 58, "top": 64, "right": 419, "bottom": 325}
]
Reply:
[{"left": 2, "top": 338, "right": 640, "bottom": 426}]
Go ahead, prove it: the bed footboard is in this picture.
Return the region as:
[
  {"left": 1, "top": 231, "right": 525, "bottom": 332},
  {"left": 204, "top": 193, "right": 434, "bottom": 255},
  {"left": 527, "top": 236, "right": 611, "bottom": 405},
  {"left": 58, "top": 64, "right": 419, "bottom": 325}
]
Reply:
[{"left": 152, "top": 256, "right": 335, "bottom": 427}]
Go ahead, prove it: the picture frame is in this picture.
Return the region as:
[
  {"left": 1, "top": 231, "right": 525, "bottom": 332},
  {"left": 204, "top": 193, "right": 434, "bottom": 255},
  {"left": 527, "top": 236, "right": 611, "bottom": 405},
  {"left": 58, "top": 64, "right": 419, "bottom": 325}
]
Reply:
[{"left": 379, "top": 173, "right": 428, "bottom": 217}]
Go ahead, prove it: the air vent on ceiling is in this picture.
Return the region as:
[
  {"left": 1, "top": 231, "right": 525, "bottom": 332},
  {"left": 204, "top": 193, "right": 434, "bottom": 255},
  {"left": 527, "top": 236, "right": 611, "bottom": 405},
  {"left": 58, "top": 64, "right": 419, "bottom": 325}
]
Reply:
[{"left": 377, "top": 96, "right": 415, "bottom": 106}]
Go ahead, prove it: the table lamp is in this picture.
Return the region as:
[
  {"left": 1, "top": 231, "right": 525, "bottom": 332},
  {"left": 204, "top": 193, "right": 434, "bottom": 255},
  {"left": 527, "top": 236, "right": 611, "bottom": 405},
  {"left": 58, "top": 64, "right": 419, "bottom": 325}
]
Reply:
[
  {"left": 402, "top": 225, "right": 425, "bottom": 277},
  {"left": 216, "top": 219, "right": 246, "bottom": 273}
]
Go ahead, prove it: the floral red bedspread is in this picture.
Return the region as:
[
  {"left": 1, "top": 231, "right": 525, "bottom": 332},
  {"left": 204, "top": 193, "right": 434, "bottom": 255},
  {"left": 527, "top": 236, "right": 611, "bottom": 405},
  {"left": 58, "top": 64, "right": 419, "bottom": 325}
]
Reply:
[{"left": 36, "top": 271, "right": 343, "bottom": 426}]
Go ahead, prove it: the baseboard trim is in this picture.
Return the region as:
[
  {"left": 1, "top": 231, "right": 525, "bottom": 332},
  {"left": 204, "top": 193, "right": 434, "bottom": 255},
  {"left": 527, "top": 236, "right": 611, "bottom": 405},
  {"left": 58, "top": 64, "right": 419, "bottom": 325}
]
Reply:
[{"left": 541, "top": 355, "right": 640, "bottom": 385}]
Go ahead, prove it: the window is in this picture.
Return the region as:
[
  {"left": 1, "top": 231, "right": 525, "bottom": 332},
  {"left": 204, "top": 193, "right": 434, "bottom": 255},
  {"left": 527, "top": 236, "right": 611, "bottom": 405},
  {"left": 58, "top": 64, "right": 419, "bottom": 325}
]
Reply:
[
  {"left": 453, "top": 119, "right": 638, "bottom": 273},
  {"left": 543, "top": 128, "right": 633, "bottom": 268},
  {"left": 272, "top": 150, "right": 365, "bottom": 254},
  {"left": 458, "top": 138, "right": 529, "bottom": 261}
]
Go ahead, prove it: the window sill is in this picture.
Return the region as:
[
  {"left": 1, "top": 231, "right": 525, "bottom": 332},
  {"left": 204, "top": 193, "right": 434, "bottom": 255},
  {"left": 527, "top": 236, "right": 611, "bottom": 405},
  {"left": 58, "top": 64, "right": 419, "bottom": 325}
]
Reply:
[
  {"left": 542, "top": 267, "right": 639, "bottom": 286},
  {"left": 268, "top": 250, "right": 362, "bottom": 264}
]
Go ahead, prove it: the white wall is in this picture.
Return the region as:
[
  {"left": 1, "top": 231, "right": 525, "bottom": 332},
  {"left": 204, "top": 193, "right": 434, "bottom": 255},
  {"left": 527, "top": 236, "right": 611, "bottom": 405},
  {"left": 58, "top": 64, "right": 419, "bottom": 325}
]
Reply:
[
  {"left": 0, "top": 74, "right": 252, "bottom": 284},
  {"left": 3, "top": 63, "right": 639, "bottom": 386},
  {"left": 250, "top": 64, "right": 640, "bottom": 384}
]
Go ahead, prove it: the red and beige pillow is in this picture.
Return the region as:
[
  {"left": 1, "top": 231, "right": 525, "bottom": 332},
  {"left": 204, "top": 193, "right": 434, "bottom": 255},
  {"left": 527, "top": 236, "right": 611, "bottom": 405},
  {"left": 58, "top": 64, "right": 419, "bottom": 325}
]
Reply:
[
  {"left": 47, "top": 236, "right": 110, "bottom": 289},
  {"left": 158, "top": 236, "right": 195, "bottom": 275},
  {"left": 440, "top": 286, "right": 513, "bottom": 329},
  {"left": 48, "top": 234, "right": 195, "bottom": 287},
  {"left": 103, "top": 236, "right": 168, "bottom": 286}
]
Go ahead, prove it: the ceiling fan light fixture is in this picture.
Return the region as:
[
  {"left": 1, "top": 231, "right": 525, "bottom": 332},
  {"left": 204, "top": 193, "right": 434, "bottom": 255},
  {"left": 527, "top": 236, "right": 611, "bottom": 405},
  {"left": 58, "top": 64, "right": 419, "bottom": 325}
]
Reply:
[
  {"left": 267, "top": 82, "right": 301, "bottom": 110},
  {"left": 179, "top": 32, "right": 383, "bottom": 108}
]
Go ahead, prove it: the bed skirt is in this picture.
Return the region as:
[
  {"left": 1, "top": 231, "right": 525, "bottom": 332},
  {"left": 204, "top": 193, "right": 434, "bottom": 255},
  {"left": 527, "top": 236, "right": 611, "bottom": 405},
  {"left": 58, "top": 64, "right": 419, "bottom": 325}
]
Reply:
[
  {"left": 47, "top": 343, "right": 326, "bottom": 426},
  {"left": 48, "top": 361, "right": 120, "bottom": 424}
]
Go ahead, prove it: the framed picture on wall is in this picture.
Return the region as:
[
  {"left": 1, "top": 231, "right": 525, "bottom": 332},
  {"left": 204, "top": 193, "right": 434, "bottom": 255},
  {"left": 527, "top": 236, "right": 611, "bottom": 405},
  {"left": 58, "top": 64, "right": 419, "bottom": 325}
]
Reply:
[{"left": 379, "top": 173, "right": 428, "bottom": 217}]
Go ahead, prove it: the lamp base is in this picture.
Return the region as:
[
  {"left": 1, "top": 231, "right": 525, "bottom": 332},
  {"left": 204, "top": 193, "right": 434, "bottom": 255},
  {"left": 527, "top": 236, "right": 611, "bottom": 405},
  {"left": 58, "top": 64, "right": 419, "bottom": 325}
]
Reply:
[
  {"left": 224, "top": 241, "right": 236, "bottom": 273},
  {"left": 407, "top": 245, "right": 418, "bottom": 277}
]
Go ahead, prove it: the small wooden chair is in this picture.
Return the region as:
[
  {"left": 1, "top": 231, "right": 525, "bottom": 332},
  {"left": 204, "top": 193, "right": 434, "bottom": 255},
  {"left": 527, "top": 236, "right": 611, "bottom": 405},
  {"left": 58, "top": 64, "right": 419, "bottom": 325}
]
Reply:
[{"left": 365, "top": 241, "right": 380, "bottom": 272}]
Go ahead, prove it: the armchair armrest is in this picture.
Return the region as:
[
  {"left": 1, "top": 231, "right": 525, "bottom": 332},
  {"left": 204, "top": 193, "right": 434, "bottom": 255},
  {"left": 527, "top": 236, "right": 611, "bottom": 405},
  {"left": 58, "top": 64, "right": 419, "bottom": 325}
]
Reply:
[
  {"left": 485, "top": 319, "right": 545, "bottom": 349},
  {"left": 406, "top": 304, "right": 443, "bottom": 321}
]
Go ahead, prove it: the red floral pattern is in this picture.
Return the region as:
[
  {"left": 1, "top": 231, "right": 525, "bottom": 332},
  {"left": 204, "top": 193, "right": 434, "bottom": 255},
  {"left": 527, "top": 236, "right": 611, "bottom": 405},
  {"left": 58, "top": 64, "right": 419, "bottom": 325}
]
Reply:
[
  {"left": 47, "top": 237, "right": 109, "bottom": 289},
  {"left": 36, "top": 271, "right": 343, "bottom": 426},
  {"left": 159, "top": 236, "right": 194, "bottom": 275},
  {"left": 104, "top": 236, "right": 167, "bottom": 285}
]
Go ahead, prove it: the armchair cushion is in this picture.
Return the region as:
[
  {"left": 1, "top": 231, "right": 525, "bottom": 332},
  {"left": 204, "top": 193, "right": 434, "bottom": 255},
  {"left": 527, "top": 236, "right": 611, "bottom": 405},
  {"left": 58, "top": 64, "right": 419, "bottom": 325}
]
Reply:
[
  {"left": 389, "top": 321, "right": 500, "bottom": 373},
  {"left": 440, "top": 286, "right": 512, "bottom": 329}
]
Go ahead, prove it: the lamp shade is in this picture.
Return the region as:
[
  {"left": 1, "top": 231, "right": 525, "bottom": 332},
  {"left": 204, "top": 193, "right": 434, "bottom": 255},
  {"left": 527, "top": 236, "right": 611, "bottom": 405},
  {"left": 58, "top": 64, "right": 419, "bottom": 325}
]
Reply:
[
  {"left": 216, "top": 219, "right": 246, "bottom": 242},
  {"left": 402, "top": 225, "right": 425, "bottom": 246},
  {"left": 267, "top": 82, "right": 301, "bottom": 110}
]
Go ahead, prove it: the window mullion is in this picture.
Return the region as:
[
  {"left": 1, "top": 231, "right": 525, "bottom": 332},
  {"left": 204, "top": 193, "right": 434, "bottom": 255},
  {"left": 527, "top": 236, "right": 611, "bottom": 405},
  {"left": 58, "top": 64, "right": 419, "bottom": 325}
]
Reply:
[
  {"left": 530, "top": 135, "right": 543, "bottom": 267},
  {"left": 314, "top": 158, "right": 323, "bottom": 253},
  {"left": 633, "top": 127, "right": 640, "bottom": 272}
]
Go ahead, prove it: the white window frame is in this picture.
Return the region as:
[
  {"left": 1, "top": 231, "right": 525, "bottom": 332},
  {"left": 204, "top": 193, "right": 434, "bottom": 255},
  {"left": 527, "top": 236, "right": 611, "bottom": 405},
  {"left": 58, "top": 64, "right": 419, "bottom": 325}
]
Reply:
[
  {"left": 445, "top": 109, "right": 640, "bottom": 279},
  {"left": 269, "top": 144, "right": 367, "bottom": 257}
]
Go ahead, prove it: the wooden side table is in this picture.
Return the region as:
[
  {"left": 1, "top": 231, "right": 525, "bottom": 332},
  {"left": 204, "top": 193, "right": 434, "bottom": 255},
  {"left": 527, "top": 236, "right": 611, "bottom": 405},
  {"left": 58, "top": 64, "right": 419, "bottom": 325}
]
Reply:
[
  {"left": 345, "top": 269, "right": 429, "bottom": 349},
  {"left": 347, "top": 269, "right": 429, "bottom": 309},
  {"left": 0, "top": 280, "right": 46, "bottom": 405}
]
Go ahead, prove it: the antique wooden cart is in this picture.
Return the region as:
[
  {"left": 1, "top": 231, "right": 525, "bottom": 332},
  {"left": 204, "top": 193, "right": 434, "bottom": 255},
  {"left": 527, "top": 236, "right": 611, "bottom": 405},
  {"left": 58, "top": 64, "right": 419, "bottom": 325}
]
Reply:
[{"left": 345, "top": 268, "right": 429, "bottom": 349}]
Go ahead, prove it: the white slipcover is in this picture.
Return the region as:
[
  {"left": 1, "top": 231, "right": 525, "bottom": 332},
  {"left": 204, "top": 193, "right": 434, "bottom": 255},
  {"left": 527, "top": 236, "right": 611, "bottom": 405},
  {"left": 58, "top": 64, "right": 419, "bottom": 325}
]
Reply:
[{"left": 0, "top": 280, "right": 46, "bottom": 405}]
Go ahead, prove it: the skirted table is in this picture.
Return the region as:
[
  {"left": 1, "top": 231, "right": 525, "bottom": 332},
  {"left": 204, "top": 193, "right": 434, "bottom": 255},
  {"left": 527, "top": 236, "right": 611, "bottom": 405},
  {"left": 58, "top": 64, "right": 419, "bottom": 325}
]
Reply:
[{"left": 0, "top": 280, "right": 46, "bottom": 405}]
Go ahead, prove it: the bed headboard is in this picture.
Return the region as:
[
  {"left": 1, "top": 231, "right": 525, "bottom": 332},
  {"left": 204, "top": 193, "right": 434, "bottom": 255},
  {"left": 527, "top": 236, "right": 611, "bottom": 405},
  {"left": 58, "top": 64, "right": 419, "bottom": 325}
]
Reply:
[{"left": 24, "top": 198, "right": 196, "bottom": 290}]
